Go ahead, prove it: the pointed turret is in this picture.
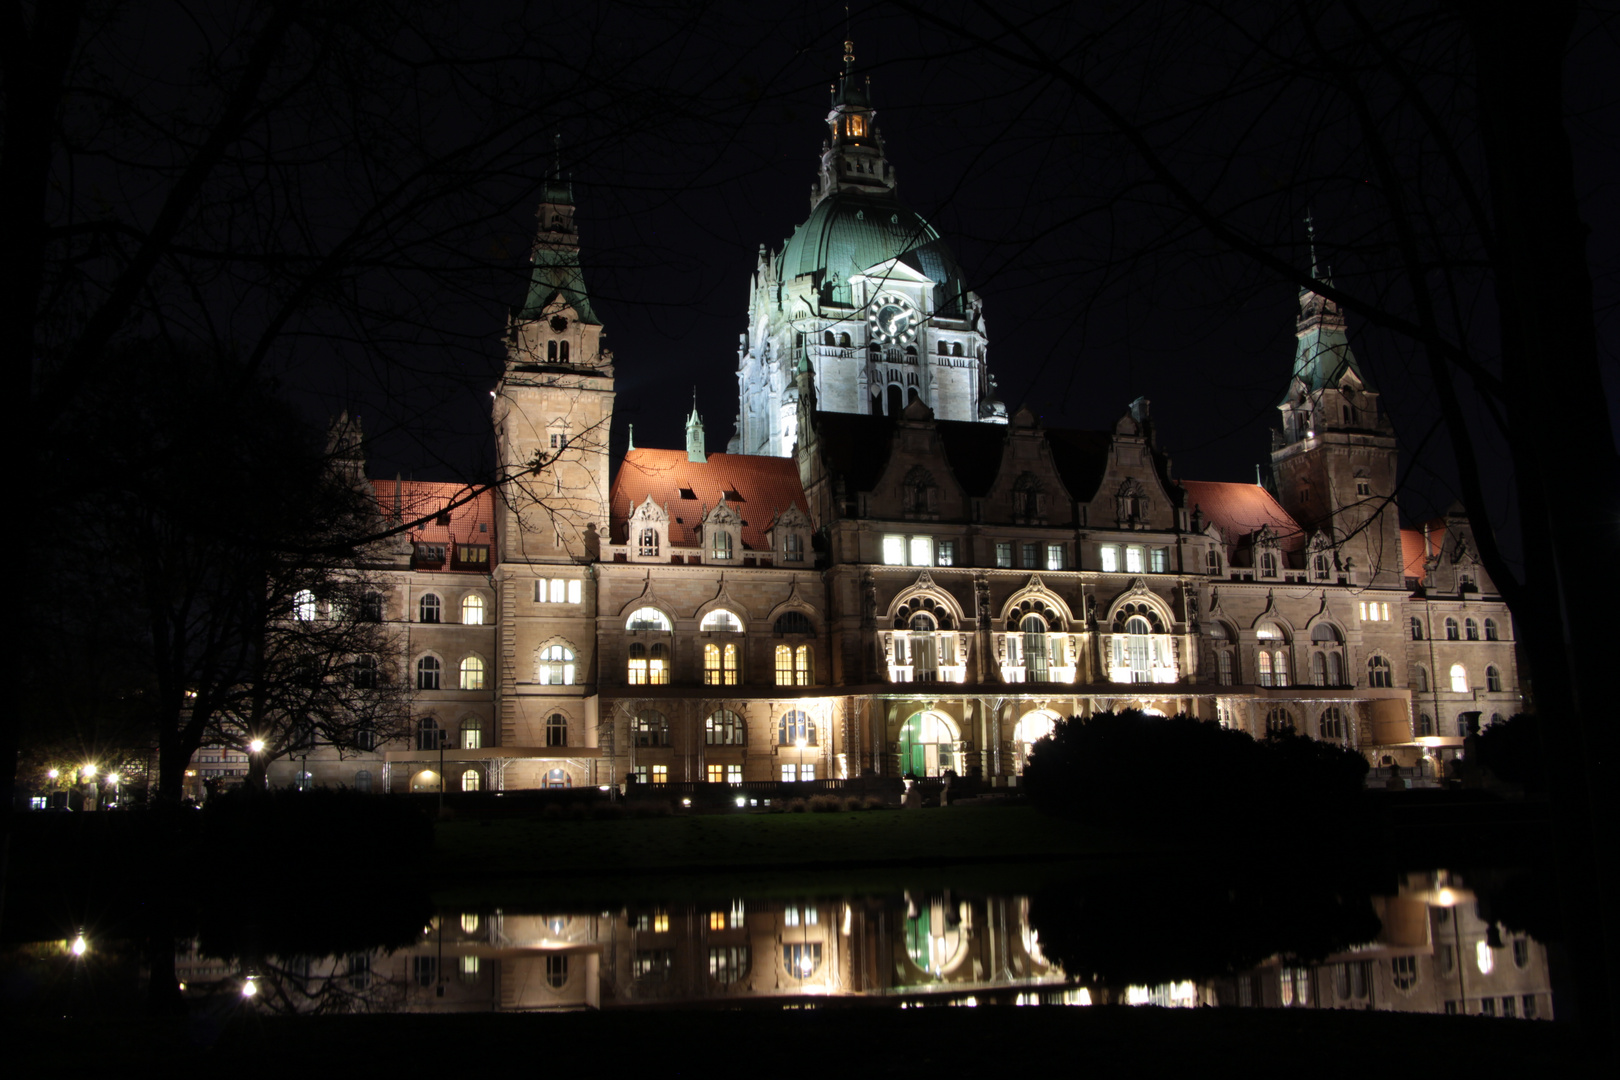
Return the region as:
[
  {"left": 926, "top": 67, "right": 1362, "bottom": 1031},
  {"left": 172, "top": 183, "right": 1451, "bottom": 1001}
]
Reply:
[
  {"left": 810, "top": 40, "right": 896, "bottom": 210},
  {"left": 516, "top": 136, "right": 598, "bottom": 327},
  {"left": 686, "top": 397, "right": 707, "bottom": 464}
]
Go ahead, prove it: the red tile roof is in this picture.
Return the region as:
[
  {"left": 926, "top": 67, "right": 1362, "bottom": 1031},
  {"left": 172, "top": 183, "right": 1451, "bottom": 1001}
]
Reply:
[
  {"left": 611, "top": 449, "right": 807, "bottom": 550},
  {"left": 1401, "top": 519, "right": 1447, "bottom": 581},
  {"left": 370, "top": 478, "right": 497, "bottom": 567},
  {"left": 1182, "top": 480, "right": 1305, "bottom": 551}
]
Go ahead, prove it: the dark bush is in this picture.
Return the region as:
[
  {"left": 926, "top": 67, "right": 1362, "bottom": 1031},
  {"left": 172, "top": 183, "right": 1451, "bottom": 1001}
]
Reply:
[
  {"left": 1022, "top": 710, "right": 1368, "bottom": 837},
  {"left": 1473, "top": 713, "right": 1546, "bottom": 792}
]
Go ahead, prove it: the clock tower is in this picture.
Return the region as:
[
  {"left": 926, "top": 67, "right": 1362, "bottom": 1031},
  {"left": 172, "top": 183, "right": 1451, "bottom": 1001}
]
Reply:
[{"left": 730, "top": 44, "right": 1003, "bottom": 458}]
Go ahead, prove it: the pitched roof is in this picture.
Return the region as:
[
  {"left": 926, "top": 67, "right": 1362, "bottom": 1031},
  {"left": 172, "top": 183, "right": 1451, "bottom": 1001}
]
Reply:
[
  {"left": 1182, "top": 480, "right": 1305, "bottom": 551},
  {"left": 369, "top": 478, "right": 497, "bottom": 560},
  {"left": 1401, "top": 518, "right": 1451, "bottom": 580},
  {"left": 610, "top": 449, "right": 807, "bottom": 550}
]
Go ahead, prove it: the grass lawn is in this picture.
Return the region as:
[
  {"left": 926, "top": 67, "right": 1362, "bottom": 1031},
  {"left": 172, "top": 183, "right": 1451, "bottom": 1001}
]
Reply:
[{"left": 431, "top": 805, "right": 1141, "bottom": 880}]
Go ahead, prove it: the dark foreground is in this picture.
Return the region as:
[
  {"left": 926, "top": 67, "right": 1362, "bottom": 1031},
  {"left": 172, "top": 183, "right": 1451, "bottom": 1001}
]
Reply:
[{"left": 14, "top": 1005, "right": 1591, "bottom": 1078}]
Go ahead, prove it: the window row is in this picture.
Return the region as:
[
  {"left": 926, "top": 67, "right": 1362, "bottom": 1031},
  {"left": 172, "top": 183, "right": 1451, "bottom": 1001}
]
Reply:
[
  {"left": 535, "top": 578, "right": 584, "bottom": 605},
  {"left": 624, "top": 606, "right": 815, "bottom": 635},
  {"left": 1410, "top": 615, "right": 1502, "bottom": 642},
  {"left": 633, "top": 709, "right": 818, "bottom": 749},
  {"left": 415, "top": 593, "right": 488, "bottom": 624},
  {"left": 880, "top": 535, "right": 1071, "bottom": 571},
  {"left": 415, "top": 655, "right": 489, "bottom": 690}
]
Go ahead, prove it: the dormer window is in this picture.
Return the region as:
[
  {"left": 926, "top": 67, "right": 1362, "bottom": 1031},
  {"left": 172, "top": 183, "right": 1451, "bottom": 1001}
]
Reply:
[
  {"left": 638, "top": 528, "right": 659, "bottom": 558},
  {"left": 1260, "top": 551, "right": 1279, "bottom": 577},
  {"left": 784, "top": 533, "right": 804, "bottom": 563},
  {"left": 712, "top": 531, "right": 733, "bottom": 560},
  {"left": 847, "top": 115, "right": 865, "bottom": 138}
]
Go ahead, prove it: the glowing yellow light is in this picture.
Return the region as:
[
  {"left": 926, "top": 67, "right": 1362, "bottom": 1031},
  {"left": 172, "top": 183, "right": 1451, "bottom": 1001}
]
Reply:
[
  {"left": 241, "top": 977, "right": 258, "bottom": 998},
  {"left": 734, "top": 796, "right": 746, "bottom": 808},
  {"left": 796, "top": 738, "right": 807, "bottom": 749},
  {"left": 249, "top": 739, "right": 265, "bottom": 753},
  {"left": 1476, "top": 941, "right": 1494, "bottom": 974},
  {"left": 681, "top": 797, "right": 692, "bottom": 808},
  {"left": 108, "top": 773, "right": 119, "bottom": 784},
  {"left": 1126, "top": 985, "right": 1151, "bottom": 1005},
  {"left": 1436, "top": 888, "right": 1458, "bottom": 907},
  {"left": 70, "top": 934, "right": 88, "bottom": 957},
  {"left": 82, "top": 765, "right": 97, "bottom": 779},
  {"left": 1077, "top": 987, "right": 1093, "bottom": 1006},
  {"left": 48, "top": 769, "right": 59, "bottom": 780}
]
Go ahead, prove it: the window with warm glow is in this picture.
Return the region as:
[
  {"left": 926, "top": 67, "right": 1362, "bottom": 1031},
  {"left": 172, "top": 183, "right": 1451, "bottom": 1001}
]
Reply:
[
  {"left": 1099, "top": 545, "right": 1119, "bottom": 572},
  {"left": 795, "top": 645, "right": 812, "bottom": 686},
  {"left": 538, "top": 645, "right": 575, "bottom": 685},
  {"left": 706, "top": 709, "right": 744, "bottom": 745},
  {"left": 460, "top": 656, "right": 485, "bottom": 690},
  {"left": 1125, "top": 546, "right": 1144, "bottom": 573},
  {"left": 1450, "top": 664, "right": 1468, "bottom": 693},
  {"left": 460, "top": 718, "right": 482, "bottom": 749},
  {"left": 882, "top": 535, "right": 906, "bottom": 565},
  {"left": 775, "top": 644, "right": 794, "bottom": 686},
  {"left": 626, "top": 607, "right": 672, "bottom": 631},
  {"left": 909, "top": 536, "right": 933, "bottom": 566}
]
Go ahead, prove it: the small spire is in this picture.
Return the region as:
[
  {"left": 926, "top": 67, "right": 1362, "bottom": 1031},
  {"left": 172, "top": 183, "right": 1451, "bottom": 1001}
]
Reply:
[
  {"left": 627, "top": 423, "right": 635, "bottom": 451},
  {"left": 1255, "top": 463, "right": 1264, "bottom": 487}
]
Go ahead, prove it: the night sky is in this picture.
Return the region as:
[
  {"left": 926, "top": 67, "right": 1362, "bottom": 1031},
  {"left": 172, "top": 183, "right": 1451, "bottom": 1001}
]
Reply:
[{"left": 289, "top": 3, "right": 1615, "bottom": 571}]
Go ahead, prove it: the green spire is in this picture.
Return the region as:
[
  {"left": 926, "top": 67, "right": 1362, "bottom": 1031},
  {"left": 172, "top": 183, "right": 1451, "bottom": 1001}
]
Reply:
[
  {"left": 686, "top": 392, "right": 707, "bottom": 463},
  {"left": 1288, "top": 216, "right": 1368, "bottom": 396},
  {"left": 517, "top": 136, "right": 598, "bottom": 325}
]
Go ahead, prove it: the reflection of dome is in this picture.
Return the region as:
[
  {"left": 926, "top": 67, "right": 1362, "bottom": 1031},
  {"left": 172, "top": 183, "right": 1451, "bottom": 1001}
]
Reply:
[{"left": 778, "top": 192, "right": 970, "bottom": 316}]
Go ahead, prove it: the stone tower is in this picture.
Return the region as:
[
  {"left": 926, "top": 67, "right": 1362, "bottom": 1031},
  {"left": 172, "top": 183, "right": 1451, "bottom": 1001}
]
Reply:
[
  {"left": 1269, "top": 254, "right": 1403, "bottom": 587},
  {"left": 490, "top": 152, "right": 612, "bottom": 756}
]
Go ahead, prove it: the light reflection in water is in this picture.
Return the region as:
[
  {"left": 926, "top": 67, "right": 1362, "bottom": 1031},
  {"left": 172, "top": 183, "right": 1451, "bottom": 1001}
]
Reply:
[{"left": 145, "top": 870, "right": 1553, "bottom": 1018}]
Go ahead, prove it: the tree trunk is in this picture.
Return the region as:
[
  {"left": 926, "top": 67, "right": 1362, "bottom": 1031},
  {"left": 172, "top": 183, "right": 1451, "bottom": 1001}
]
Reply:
[{"left": 1464, "top": 0, "right": 1618, "bottom": 1049}]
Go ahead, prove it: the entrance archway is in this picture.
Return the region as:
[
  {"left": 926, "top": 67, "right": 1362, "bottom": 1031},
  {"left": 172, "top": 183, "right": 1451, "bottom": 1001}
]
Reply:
[
  {"left": 410, "top": 769, "right": 441, "bottom": 793},
  {"left": 898, "top": 711, "right": 961, "bottom": 777},
  {"left": 1013, "top": 710, "right": 1060, "bottom": 768}
]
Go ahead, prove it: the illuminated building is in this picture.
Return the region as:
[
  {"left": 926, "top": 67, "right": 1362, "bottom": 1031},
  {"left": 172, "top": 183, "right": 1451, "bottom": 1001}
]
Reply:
[{"left": 261, "top": 49, "right": 1520, "bottom": 793}]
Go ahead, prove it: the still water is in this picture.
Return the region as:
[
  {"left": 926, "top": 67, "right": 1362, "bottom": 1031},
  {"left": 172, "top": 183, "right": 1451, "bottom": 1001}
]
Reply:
[{"left": 104, "top": 868, "right": 1551, "bottom": 1018}]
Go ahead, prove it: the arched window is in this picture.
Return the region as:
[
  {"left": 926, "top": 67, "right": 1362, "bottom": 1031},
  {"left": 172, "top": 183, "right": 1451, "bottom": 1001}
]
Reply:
[
  {"left": 1022, "top": 613, "right": 1051, "bottom": 681},
  {"left": 706, "top": 710, "right": 744, "bottom": 746},
  {"left": 558, "top": 340, "right": 570, "bottom": 361},
  {"left": 351, "top": 655, "right": 379, "bottom": 690},
  {"left": 952, "top": 342, "right": 964, "bottom": 357},
  {"left": 1367, "top": 655, "right": 1393, "bottom": 688},
  {"left": 649, "top": 643, "right": 670, "bottom": 685},
  {"left": 626, "top": 607, "right": 672, "bottom": 631},
  {"left": 701, "top": 609, "right": 743, "bottom": 632},
  {"left": 778, "top": 710, "right": 815, "bottom": 746},
  {"left": 898, "top": 711, "right": 958, "bottom": 777},
  {"left": 294, "top": 589, "right": 318, "bottom": 621},
  {"left": 459, "top": 656, "right": 485, "bottom": 690},
  {"left": 824, "top": 330, "right": 836, "bottom": 345},
  {"left": 1013, "top": 711, "right": 1057, "bottom": 767},
  {"left": 1465, "top": 618, "right": 1480, "bottom": 641},
  {"left": 1257, "top": 650, "right": 1273, "bottom": 686},
  {"left": 1484, "top": 618, "right": 1499, "bottom": 641},
  {"left": 1486, "top": 665, "right": 1502, "bottom": 692},
  {"left": 354, "top": 769, "right": 372, "bottom": 793},
  {"left": 703, "top": 642, "right": 739, "bottom": 686},
  {"left": 1449, "top": 664, "right": 1468, "bottom": 693},
  {"left": 1445, "top": 617, "right": 1460, "bottom": 640},
  {"left": 547, "top": 340, "right": 558, "bottom": 361},
  {"left": 839, "top": 332, "right": 851, "bottom": 347},
  {"left": 628, "top": 643, "right": 648, "bottom": 685},
  {"left": 638, "top": 528, "right": 659, "bottom": 558},
  {"left": 419, "top": 594, "right": 441, "bottom": 623},
  {"left": 1417, "top": 713, "right": 1433, "bottom": 736},
  {"left": 775, "top": 611, "right": 814, "bottom": 635},
  {"left": 546, "top": 712, "right": 567, "bottom": 747},
  {"left": 544, "top": 768, "right": 571, "bottom": 789},
  {"left": 1116, "top": 614, "right": 1149, "bottom": 684},
  {"left": 1217, "top": 650, "right": 1233, "bottom": 685},
  {"left": 1310, "top": 621, "right": 1343, "bottom": 684},
  {"left": 775, "top": 644, "right": 795, "bottom": 686},
  {"left": 1414, "top": 664, "right": 1430, "bottom": 693},
  {"left": 461, "top": 769, "right": 481, "bottom": 792},
  {"left": 1265, "top": 707, "right": 1294, "bottom": 735},
  {"left": 937, "top": 341, "right": 948, "bottom": 356},
  {"left": 460, "top": 718, "right": 482, "bottom": 749},
  {"left": 538, "top": 645, "right": 575, "bottom": 685},
  {"left": 462, "top": 594, "right": 485, "bottom": 625},
  {"left": 1319, "top": 707, "right": 1347, "bottom": 741},
  {"left": 1410, "top": 616, "right": 1424, "bottom": 640},
  {"left": 417, "top": 716, "right": 443, "bottom": 750},
  {"left": 1311, "top": 652, "right": 1328, "bottom": 686},
  {"left": 634, "top": 710, "right": 669, "bottom": 747},
  {"left": 417, "top": 655, "right": 441, "bottom": 690},
  {"left": 795, "top": 644, "right": 813, "bottom": 686}
]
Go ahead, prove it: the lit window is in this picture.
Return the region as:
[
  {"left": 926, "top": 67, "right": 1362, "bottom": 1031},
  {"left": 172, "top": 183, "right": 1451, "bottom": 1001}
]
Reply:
[
  {"left": 461, "top": 769, "right": 481, "bottom": 792},
  {"left": 538, "top": 645, "right": 575, "bottom": 685},
  {"left": 936, "top": 541, "right": 955, "bottom": 567},
  {"left": 638, "top": 528, "right": 660, "bottom": 557},
  {"left": 1099, "top": 546, "right": 1119, "bottom": 573},
  {"left": 882, "top": 536, "right": 906, "bottom": 565},
  {"left": 775, "top": 645, "right": 794, "bottom": 686},
  {"left": 795, "top": 644, "right": 812, "bottom": 686},
  {"left": 1047, "top": 544, "right": 1065, "bottom": 571},
  {"left": 909, "top": 536, "right": 932, "bottom": 566},
  {"left": 460, "top": 656, "right": 485, "bottom": 690},
  {"left": 462, "top": 595, "right": 485, "bottom": 625},
  {"left": 294, "top": 589, "right": 318, "bottom": 622},
  {"left": 417, "top": 656, "right": 441, "bottom": 690},
  {"left": 1257, "top": 651, "right": 1273, "bottom": 687},
  {"left": 727, "top": 764, "right": 741, "bottom": 783},
  {"left": 781, "top": 763, "right": 798, "bottom": 782},
  {"left": 710, "top": 946, "right": 750, "bottom": 984},
  {"left": 701, "top": 609, "right": 743, "bottom": 632},
  {"left": 546, "top": 713, "right": 567, "bottom": 747},
  {"left": 1149, "top": 547, "right": 1168, "bottom": 573},
  {"left": 707, "top": 764, "right": 726, "bottom": 784},
  {"left": 651, "top": 765, "right": 668, "bottom": 785},
  {"left": 785, "top": 943, "right": 823, "bottom": 979},
  {"left": 628, "top": 643, "right": 649, "bottom": 685},
  {"left": 1125, "top": 546, "right": 1144, "bottom": 573},
  {"left": 626, "top": 607, "right": 672, "bottom": 631},
  {"left": 419, "top": 594, "right": 441, "bottom": 623},
  {"left": 779, "top": 710, "right": 815, "bottom": 745},
  {"left": 996, "top": 543, "right": 1013, "bottom": 568},
  {"left": 1449, "top": 664, "right": 1468, "bottom": 693},
  {"left": 702, "top": 643, "right": 739, "bottom": 686},
  {"left": 460, "top": 718, "right": 482, "bottom": 749}
]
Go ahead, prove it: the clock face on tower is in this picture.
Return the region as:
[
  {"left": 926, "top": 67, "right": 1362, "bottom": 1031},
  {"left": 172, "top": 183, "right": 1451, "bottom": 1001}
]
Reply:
[{"left": 868, "top": 293, "right": 919, "bottom": 345}]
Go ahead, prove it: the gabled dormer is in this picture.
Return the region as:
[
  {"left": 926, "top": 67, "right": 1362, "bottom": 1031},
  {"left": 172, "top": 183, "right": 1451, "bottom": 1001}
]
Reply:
[
  {"left": 627, "top": 495, "right": 669, "bottom": 563},
  {"left": 766, "top": 502, "right": 814, "bottom": 567},
  {"left": 700, "top": 497, "right": 744, "bottom": 564}
]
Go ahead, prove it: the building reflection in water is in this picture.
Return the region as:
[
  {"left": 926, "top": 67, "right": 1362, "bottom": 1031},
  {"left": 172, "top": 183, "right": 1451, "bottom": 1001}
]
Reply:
[{"left": 169, "top": 870, "right": 1552, "bottom": 1019}]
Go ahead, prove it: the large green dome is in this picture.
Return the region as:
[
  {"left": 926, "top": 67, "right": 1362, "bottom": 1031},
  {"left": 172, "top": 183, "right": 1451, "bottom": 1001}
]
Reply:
[{"left": 778, "top": 191, "right": 971, "bottom": 316}]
